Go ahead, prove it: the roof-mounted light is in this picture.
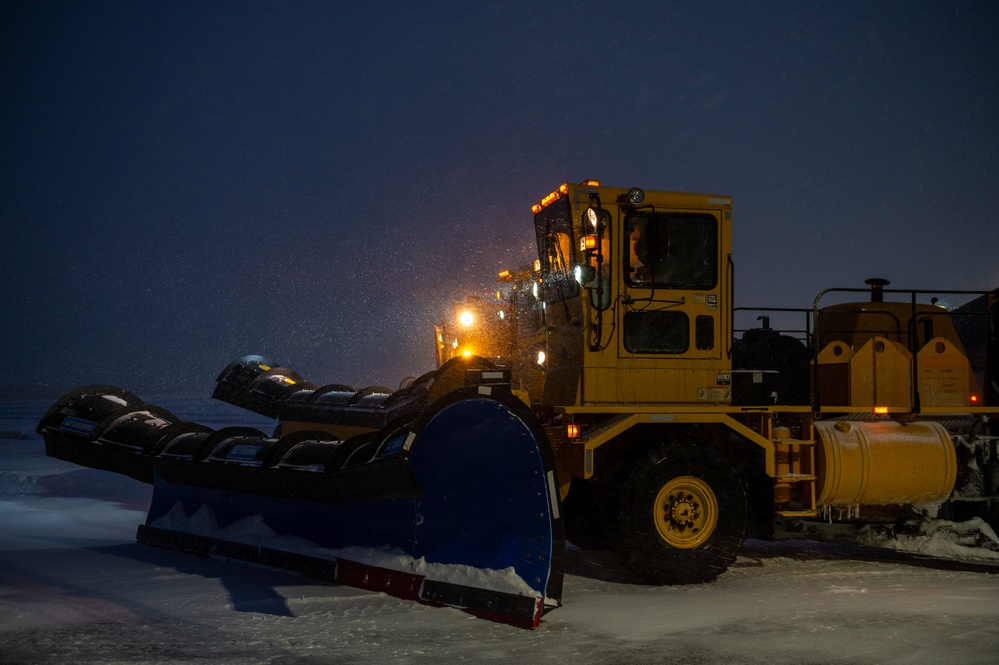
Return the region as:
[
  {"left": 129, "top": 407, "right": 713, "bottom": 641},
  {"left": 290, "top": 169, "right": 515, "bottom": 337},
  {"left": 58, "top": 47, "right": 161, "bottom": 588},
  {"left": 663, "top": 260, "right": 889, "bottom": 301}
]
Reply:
[
  {"left": 626, "top": 187, "right": 644, "bottom": 205},
  {"left": 533, "top": 184, "right": 570, "bottom": 213}
]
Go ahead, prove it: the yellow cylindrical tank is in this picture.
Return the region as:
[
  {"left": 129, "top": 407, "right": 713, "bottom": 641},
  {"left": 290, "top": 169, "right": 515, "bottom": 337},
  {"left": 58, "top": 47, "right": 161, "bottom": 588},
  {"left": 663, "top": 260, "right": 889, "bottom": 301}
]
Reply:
[{"left": 814, "top": 419, "right": 956, "bottom": 507}]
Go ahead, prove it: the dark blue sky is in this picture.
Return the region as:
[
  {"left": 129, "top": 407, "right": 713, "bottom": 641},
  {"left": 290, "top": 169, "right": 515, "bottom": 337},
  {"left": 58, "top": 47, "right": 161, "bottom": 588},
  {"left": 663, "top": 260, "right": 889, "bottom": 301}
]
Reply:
[{"left": 3, "top": 1, "right": 998, "bottom": 396}]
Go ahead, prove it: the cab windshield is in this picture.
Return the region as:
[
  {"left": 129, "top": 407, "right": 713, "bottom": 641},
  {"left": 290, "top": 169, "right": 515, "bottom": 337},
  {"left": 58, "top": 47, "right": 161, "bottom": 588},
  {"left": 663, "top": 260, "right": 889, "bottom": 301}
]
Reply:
[{"left": 534, "top": 197, "right": 580, "bottom": 302}]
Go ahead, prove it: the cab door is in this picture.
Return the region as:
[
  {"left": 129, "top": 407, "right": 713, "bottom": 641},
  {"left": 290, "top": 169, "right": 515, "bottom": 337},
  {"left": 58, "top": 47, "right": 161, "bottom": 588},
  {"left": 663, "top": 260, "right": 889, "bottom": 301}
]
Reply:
[{"left": 582, "top": 207, "right": 731, "bottom": 405}]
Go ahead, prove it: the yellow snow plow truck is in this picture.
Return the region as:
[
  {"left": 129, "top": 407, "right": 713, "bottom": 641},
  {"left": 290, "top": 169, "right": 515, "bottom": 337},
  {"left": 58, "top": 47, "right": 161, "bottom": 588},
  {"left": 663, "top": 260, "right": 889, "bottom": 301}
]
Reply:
[
  {"left": 437, "top": 179, "right": 999, "bottom": 579},
  {"left": 39, "top": 180, "right": 998, "bottom": 627}
]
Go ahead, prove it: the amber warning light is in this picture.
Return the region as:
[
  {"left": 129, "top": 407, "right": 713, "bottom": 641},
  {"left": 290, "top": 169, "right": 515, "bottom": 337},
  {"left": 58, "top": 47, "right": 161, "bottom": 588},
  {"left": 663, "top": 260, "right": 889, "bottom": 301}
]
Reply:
[
  {"left": 566, "top": 424, "right": 580, "bottom": 439},
  {"left": 532, "top": 183, "right": 570, "bottom": 213}
]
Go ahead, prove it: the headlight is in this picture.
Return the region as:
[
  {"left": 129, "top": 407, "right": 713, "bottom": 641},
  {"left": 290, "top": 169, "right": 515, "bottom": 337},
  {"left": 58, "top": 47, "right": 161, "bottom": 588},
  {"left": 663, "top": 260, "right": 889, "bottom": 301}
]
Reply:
[
  {"left": 585, "top": 207, "right": 610, "bottom": 231},
  {"left": 459, "top": 310, "right": 474, "bottom": 327}
]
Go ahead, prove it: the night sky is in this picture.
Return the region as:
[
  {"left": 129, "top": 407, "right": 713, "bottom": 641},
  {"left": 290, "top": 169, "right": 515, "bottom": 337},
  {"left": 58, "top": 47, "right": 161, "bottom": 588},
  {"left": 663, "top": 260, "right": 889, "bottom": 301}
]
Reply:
[{"left": 3, "top": 1, "right": 998, "bottom": 397}]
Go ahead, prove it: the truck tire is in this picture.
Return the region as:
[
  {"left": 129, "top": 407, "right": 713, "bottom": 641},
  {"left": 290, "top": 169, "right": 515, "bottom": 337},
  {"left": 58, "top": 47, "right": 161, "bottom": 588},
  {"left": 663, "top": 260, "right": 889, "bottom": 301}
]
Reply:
[{"left": 615, "top": 440, "right": 747, "bottom": 585}]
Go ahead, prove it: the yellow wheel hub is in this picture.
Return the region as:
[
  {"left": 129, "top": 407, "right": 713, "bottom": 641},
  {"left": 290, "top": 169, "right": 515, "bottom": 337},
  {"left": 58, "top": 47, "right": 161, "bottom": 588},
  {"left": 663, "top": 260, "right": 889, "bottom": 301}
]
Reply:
[{"left": 653, "top": 475, "right": 719, "bottom": 549}]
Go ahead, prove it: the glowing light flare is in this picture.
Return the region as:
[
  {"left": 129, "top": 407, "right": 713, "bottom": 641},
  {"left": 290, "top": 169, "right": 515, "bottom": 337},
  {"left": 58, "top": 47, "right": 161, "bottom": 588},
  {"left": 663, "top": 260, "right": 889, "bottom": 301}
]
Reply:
[
  {"left": 458, "top": 310, "right": 474, "bottom": 327},
  {"left": 462, "top": 350, "right": 472, "bottom": 357},
  {"left": 971, "top": 394, "right": 979, "bottom": 404},
  {"left": 873, "top": 406, "right": 889, "bottom": 415},
  {"left": 536, "top": 350, "right": 546, "bottom": 366}
]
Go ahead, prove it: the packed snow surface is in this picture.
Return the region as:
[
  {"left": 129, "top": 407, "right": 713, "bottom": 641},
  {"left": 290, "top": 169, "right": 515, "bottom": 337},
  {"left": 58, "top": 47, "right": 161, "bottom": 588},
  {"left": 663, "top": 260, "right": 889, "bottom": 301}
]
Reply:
[{"left": 2, "top": 397, "right": 999, "bottom": 663}]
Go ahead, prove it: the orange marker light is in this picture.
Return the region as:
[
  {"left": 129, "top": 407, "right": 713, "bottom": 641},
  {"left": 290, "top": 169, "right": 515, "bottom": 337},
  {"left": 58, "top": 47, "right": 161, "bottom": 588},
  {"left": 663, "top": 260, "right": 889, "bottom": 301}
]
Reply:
[
  {"left": 971, "top": 395, "right": 979, "bottom": 404},
  {"left": 873, "top": 406, "right": 889, "bottom": 415},
  {"left": 566, "top": 423, "right": 580, "bottom": 438}
]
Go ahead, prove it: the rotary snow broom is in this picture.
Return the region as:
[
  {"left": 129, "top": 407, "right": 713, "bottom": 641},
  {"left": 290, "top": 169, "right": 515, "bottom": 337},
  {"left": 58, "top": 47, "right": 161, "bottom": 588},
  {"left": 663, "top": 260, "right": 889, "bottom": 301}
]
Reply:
[{"left": 37, "top": 357, "right": 565, "bottom": 628}]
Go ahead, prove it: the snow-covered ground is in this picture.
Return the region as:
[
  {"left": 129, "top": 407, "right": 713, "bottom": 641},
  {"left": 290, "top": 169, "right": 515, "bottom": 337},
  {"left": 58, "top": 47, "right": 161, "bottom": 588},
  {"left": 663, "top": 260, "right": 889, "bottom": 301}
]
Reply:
[{"left": 2, "top": 397, "right": 998, "bottom": 664}]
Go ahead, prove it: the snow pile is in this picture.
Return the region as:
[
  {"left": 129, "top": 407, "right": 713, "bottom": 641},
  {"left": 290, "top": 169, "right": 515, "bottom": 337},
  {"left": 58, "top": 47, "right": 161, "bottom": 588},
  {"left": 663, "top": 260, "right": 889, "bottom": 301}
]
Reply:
[
  {"left": 150, "top": 502, "right": 539, "bottom": 598},
  {"left": 858, "top": 517, "right": 999, "bottom": 561}
]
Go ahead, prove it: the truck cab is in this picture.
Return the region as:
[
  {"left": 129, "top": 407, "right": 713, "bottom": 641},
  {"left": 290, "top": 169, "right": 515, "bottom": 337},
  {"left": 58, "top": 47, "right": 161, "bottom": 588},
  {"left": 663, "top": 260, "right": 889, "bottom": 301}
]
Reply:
[{"left": 532, "top": 180, "right": 735, "bottom": 407}]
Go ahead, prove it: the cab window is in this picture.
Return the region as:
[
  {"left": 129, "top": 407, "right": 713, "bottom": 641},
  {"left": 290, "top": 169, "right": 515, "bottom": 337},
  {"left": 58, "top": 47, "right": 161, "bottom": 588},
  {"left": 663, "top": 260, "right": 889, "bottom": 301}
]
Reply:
[
  {"left": 625, "top": 212, "right": 717, "bottom": 289},
  {"left": 623, "top": 310, "right": 689, "bottom": 354}
]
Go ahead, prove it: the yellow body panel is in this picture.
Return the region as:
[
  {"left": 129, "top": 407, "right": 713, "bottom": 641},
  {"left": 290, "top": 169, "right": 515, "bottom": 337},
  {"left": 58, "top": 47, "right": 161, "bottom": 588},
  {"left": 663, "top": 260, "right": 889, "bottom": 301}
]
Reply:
[
  {"left": 816, "top": 337, "right": 912, "bottom": 408},
  {"left": 583, "top": 364, "right": 730, "bottom": 405},
  {"left": 917, "top": 337, "right": 973, "bottom": 407},
  {"left": 849, "top": 338, "right": 912, "bottom": 408}
]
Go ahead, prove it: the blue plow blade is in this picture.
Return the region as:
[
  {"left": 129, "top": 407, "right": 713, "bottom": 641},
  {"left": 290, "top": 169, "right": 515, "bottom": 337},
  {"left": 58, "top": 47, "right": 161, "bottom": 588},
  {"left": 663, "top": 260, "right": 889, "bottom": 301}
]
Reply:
[{"left": 139, "top": 388, "right": 565, "bottom": 627}]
